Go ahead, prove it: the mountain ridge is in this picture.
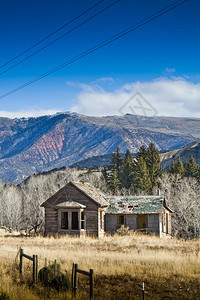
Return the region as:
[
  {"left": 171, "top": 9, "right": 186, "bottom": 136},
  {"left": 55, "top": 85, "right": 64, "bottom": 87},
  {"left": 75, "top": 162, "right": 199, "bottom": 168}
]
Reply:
[{"left": 0, "top": 112, "right": 199, "bottom": 183}]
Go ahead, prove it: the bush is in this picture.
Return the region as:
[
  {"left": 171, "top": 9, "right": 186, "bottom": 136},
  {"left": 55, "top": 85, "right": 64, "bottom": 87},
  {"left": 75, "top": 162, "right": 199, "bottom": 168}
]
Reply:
[
  {"left": 38, "top": 264, "right": 70, "bottom": 292},
  {"left": 0, "top": 292, "right": 10, "bottom": 300},
  {"left": 116, "top": 225, "right": 131, "bottom": 236}
]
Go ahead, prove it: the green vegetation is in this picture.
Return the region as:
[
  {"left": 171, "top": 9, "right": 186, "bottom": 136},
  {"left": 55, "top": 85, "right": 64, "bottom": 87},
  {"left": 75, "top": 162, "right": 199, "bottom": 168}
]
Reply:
[
  {"left": 169, "top": 155, "right": 200, "bottom": 180},
  {"left": 102, "top": 144, "right": 200, "bottom": 195},
  {"left": 38, "top": 264, "right": 70, "bottom": 292},
  {"left": 102, "top": 143, "right": 161, "bottom": 194}
]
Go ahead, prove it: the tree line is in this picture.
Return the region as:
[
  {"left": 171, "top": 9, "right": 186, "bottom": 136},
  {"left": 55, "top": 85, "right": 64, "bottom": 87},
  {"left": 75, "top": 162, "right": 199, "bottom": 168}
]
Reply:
[
  {"left": 101, "top": 143, "right": 200, "bottom": 195},
  {"left": 169, "top": 155, "right": 200, "bottom": 179}
]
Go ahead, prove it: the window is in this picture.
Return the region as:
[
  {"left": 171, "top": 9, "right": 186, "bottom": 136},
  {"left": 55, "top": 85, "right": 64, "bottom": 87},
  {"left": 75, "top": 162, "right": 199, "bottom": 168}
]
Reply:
[
  {"left": 72, "top": 212, "right": 79, "bottom": 230},
  {"left": 81, "top": 211, "right": 85, "bottom": 229},
  {"left": 61, "top": 212, "right": 68, "bottom": 229},
  {"left": 119, "top": 215, "right": 124, "bottom": 226}
]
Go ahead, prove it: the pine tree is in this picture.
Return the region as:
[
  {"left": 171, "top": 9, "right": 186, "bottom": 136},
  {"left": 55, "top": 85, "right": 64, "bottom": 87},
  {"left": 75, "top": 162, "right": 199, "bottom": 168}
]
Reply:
[
  {"left": 184, "top": 156, "right": 199, "bottom": 178},
  {"left": 133, "top": 157, "right": 151, "bottom": 193},
  {"left": 169, "top": 160, "right": 176, "bottom": 174},
  {"left": 108, "top": 166, "right": 121, "bottom": 194},
  {"left": 175, "top": 156, "right": 184, "bottom": 178},
  {"left": 110, "top": 147, "right": 123, "bottom": 187},
  {"left": 111, "top": 147, "right": 123, "bottom": 175},
  {"left": 101, "top": 163, "right": 109, "bottom": 183},
  {"left": 121, "top": 149, "right": 133, "bottom": 189},
  {"left": 146, "top": 143, "right": 161, "bottom": 190},
  {"left": 136, "top": 145, "right": 148, "bottom": 161}
]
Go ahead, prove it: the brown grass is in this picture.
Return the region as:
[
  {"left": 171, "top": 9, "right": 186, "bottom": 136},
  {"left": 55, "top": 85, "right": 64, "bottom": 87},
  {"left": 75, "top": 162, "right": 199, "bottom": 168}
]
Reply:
[{"left": 0, "top": 233, "right": 200, "bottom": 299}]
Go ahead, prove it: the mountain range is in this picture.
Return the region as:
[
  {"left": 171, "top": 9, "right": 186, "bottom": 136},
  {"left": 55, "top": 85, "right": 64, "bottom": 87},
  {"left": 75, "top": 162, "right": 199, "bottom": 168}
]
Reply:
[{"left": 0, "top": 112, "right": 199, "bottom": 183}]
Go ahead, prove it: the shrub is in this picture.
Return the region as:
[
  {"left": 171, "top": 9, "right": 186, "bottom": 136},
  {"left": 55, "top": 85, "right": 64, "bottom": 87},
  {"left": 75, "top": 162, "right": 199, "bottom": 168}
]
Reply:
[
  {"left": 0, "top": 292, "right": 10, "bottom": 300},
  {"left": 38, "top": 264, "right": 70, "bottom": 292},
  {"left": 116, "top": 225, "right": 131, "bottom": 236}
]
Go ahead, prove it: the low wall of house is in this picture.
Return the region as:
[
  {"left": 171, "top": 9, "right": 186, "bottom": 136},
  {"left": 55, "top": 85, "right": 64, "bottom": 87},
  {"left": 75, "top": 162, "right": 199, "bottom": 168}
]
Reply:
[
  {"left": 147, "top": 214, "right": 159, "bottom": 234},
  {"left": 44, "top": 207, "right": 58, "bottom": 235},
  {"left": 105, "top": 214, "right": 118, "bottom": 232},
  {"left": 105, "top": 213, "right": 161, "bottom": 235},
  {"left": 86, "top": 209, "right": 98, "bottom": 237},
  {"left": 126, "top": 215, "right": 137, "bottom": 230},
  {"left": 105, "top": 214, "right": 138, "bottom": 232}
]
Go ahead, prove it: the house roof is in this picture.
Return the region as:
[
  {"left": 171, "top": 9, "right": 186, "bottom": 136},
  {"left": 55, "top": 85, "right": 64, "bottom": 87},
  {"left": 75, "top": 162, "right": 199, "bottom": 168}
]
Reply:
[
  {"left": 71, "top": 181, "right": 108, "bottom": 207},
  {"left": 41, "top": 181, "right": 108, "bottom": 208},
  {"left": 105, "top": 196, "right": 172, "bottom": 214}
]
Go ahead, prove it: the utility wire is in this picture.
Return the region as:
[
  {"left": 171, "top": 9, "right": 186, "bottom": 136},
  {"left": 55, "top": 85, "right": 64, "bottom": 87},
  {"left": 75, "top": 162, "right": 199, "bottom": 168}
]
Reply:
[
  {"left": 0, "top": 0, "right": 189, "bottom": 100},
  {"left": 0, "top": 0, "right": 106, "bottom": 70},
  {"left": 0, "top": 0, "right": 120, "bottom": 76}
]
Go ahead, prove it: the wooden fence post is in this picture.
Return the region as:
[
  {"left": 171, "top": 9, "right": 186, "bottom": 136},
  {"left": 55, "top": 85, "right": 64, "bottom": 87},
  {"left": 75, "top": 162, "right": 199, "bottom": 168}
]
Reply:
[
  {"left": 90, "top": 269, "right": 94, "bottom": 299},
  {"left": 54, "top": 259, "right": 57, "bottom": 277},
  {"left": 20, "top": 248, "right": 23, "bottom": 274},
  {"left": 36, "top": 255, "right": 38, "bottom": 283},
  {"left": 33, "top": 255, "right": 36, "bottom": 283},
  {"left": 74, "top": 264, "right": 78, "bottom": 296},
  {"left": 71, "top": 263, "right": 75, "bottom": 290}
]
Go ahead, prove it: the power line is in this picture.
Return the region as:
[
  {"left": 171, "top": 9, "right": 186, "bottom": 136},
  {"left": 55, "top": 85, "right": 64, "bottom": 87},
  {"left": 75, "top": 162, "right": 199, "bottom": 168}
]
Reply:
[
  {"left": 0, "top": 0, "right": 120, "bottom": 76},
  {"left": 0, "top": 0, "right": 106, "bottom": 70},
  {"left": 0, "top": 0, "right": 189, "bottom": 100}
]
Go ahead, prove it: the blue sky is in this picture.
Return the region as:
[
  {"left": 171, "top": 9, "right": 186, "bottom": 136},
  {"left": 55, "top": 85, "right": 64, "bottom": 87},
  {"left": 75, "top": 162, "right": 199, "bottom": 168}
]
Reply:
[{"left": 0, "top": 0, "right": 200, "bottom": 118}]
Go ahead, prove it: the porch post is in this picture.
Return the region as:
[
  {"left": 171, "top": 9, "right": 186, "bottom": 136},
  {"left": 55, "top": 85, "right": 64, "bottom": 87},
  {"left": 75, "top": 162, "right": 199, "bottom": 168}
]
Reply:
[{"left": 79, "top": 209, "right": 81, "bottom": 231}]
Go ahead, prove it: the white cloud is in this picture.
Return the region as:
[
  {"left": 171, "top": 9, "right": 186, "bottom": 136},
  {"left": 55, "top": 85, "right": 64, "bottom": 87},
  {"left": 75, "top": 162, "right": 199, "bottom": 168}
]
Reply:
[
  {"left": 164, "top": 67, "right": 176, "bottom": 73},
  {"left": 70, "top": 77, "right": 200, "bottom": 118},
  {"left": 90, "top": 77, "right": 114, "bottom": 84},
  {"left": 0, "top": 109, "right": 59, "bottom": 119}
]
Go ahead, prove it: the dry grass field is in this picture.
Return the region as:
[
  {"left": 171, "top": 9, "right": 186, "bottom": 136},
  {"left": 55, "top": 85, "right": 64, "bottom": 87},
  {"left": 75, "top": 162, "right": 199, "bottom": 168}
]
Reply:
[{"left": 0, "top": 233, "right": 200, "bottom": 299}]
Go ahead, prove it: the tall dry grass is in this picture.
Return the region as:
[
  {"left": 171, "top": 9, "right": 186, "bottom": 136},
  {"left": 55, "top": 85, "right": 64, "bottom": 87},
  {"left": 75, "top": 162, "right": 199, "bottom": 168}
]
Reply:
[{"left": 0, "top": 233, "right": 200, "bottom": 299}]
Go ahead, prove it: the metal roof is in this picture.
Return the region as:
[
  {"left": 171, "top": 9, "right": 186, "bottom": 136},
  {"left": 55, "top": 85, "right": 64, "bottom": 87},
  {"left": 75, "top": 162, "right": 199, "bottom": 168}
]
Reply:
[{"left": 104, "top": 196, "right": 168, "bottom": 214}]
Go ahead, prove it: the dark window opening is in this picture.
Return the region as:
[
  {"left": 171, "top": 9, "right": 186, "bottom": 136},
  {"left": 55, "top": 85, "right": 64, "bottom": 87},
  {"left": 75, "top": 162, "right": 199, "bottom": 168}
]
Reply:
[
  {"left": 81, "top": 211, "right": 85, "bottom": 229},
  {"left": 72, "top": 212, "right": 79, "bottom": 230},
  {"left": 61, "top": 212, "right": 68, "bottom": 229},
  {"left": 119, "top": 215, "right": 124, "bottom": 225}
]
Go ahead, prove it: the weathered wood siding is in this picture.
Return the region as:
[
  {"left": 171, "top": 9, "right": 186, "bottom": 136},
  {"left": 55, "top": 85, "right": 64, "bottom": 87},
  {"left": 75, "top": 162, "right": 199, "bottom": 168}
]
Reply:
[
  {"left": 126, "top": 215, "right": 137, "bottom": 229},
  {"left": 147, "top": 214, "right": 159, "bottom": 234},
  {"left": 160, "top": 209, "right": 172, "bottom": 236},
  {"left": 45, "top": 207, "right": 58, "bottom": 235},
  {"left": 98, "top": 208, "right": 105, "bottom": 238},
  {"left": 167, "top": 212, "right": 172, "bottom": 235},
  {"left": 105, "top": 213, "right": 160, "bottom": 235},
  {"left": 105, "top": 214, "right": 118, "bottom": 232},
  {"left": 45, "top": 183, "right": 100, "bottom": 237}
]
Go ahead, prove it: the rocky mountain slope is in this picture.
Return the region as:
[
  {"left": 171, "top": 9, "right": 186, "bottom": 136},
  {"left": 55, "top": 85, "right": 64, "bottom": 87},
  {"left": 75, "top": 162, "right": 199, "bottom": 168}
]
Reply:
[
  {"left": 0, "top": 112, "right": 199, "bottom": 183},
  {"left": 160, "top": 141, "right": 200, "bottom": 169}
]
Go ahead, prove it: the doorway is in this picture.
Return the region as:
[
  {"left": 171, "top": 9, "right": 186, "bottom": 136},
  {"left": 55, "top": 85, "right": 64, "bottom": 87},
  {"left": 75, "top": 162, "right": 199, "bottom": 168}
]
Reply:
[
  {"left": 138, "top": 215, "right": 147, "bottom": 229},
  {"left": 72, "top": 212, "right": 79, "bottom": 230}
]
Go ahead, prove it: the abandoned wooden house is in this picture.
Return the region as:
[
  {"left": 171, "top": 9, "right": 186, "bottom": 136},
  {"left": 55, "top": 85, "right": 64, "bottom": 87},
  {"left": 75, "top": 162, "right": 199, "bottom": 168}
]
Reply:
[
  {"left": 41, "top": 181, "right": 172, "bottom": 237},
  {"left": 104, "top": 195, "right": 172, "bottom": 237},
  {"left": 41, "top": 181, "right": 108, "bottom": 237}
]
